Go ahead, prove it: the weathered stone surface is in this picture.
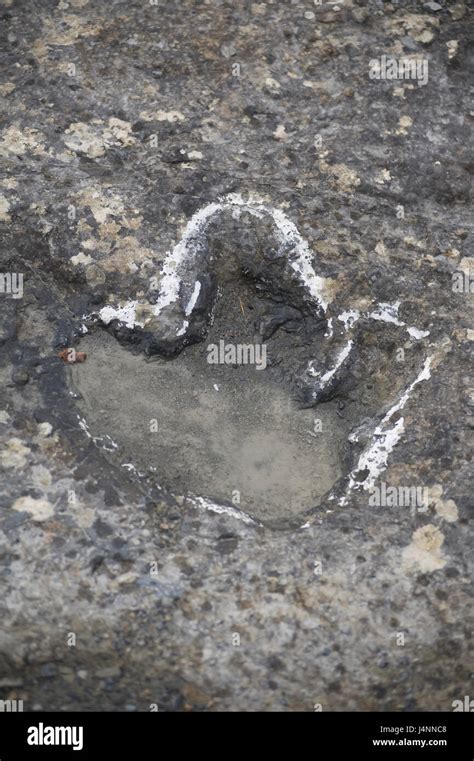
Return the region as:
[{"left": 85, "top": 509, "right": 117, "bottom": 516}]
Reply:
[{"left": 0, "top": 0, "right": 472, "bottom": 711}]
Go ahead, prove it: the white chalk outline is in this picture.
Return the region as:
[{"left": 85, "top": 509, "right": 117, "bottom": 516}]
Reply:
[
  {"left": 91, "top": 193, "right": 329, "bottom": 330},
  {"left": 340, "top": 356, "right": 432, "bottom": 506},
  {"left": 80, "top": 194, "right": 433, "bottom": 527}
]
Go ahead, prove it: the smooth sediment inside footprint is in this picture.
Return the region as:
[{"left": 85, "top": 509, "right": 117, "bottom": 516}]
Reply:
[{"left": 70, "top": 330, "right": 350, "bottom": 525}]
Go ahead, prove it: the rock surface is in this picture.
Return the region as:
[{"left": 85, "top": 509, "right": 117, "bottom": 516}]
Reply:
[{"left": 0, "top": 0, "right": 472, "bottom": 711}]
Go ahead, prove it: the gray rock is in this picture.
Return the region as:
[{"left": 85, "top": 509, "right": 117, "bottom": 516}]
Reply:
[{"left": 0, "top": 0, "right": 471, "bottom": 713}]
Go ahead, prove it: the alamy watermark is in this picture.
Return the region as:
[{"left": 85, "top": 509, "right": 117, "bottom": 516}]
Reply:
[
  {"left": 369, "top": 482, "right": 428, "bottom": 513},
  {"left": 0, "top": 272, "right": 23, "bottom": 299},
  {"left": 27, "top": 723, "right": 83, "bottom": 751},
  {"left": 0, "top": 698, "right": 24, "bottom": 712},
  {"left": 207, "top": 340, "right": 267, "bottom": 370},
  {"left": 369, "top": 55, "right": 429, "bottom": 87},
  {"left": 452, "top": 268, "right": 473, "bottom": 294},
  {"left": 452, "top": 696, "right": 474, "bottom": 712}
]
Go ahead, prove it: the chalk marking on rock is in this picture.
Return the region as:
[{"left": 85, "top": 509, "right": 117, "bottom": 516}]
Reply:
[
  {"left": 97, "top": 301, "right": 142, "bottom": 329},
  {"left": 369, "top": 300, "right": 404, "bottom": 326},
  {"left": 185, "top": 280, "right": 201, "bottom": 316},
  {"left": 407, "top": 326, "right": 430, "bottom": 340},
  {"left": 338, "top": 309, "right": 360, "bottom": 330},
  {"left": 191, "top": 495, "right": 262, "bottom": 527},
  {"left": 86, "top": 193, "right": 330, "bottom": 329},
  {"left": 309, "top": 339, "right": 353, "bottom": 384},
  {"left": 85, "top": 200, "right": 429, "bottom": 365},
  {"left": 78, "top": 415, "right": 118, "bottom": 452},
  {"left": 176, "top": 319, "right": 189, "bottom": 337},
  {"left": 339, "top": 302, "right": 429, "bottom": 341},
  {"left": 324, "top": 317, "right": 334, "bottom": 338},
  {"left": 78, "top": 195, "right": 433, "bottom": 526},
  {"left": 340, "top": 356, "right": 432, "bottom": 505},
  {"left": 121, "top": 462, "right": 145, "bottom": 477}
]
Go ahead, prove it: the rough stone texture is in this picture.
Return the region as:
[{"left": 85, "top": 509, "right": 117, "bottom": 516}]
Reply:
[{"left": 0, "top": 0, "right": 472, "bottom": 711}]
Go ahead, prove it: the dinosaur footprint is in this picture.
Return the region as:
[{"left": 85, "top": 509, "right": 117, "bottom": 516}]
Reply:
[{"left": 71, "top": 195, "right": 433, "bottom": 528}]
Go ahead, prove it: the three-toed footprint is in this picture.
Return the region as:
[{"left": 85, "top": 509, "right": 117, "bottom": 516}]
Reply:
[{"left": 71, "top": 195, "right": 435, "bottom": 527}]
